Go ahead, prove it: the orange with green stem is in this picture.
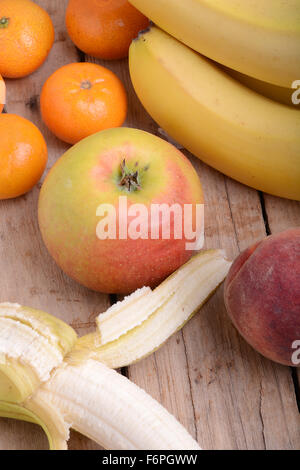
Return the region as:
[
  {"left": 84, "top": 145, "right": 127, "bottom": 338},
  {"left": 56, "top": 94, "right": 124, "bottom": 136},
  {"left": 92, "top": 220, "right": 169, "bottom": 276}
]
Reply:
[{"left": 0, "top": 0, "right": 54, "bottom": 78}]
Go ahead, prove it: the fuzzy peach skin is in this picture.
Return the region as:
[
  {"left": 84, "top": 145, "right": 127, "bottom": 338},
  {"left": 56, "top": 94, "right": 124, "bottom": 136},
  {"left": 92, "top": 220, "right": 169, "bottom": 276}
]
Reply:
[
  {"left": 224, "top": 228, "right": 300, "bottom": 366},
  {"left": 38, "top": 128, "right": 204, "bottom": 294}
]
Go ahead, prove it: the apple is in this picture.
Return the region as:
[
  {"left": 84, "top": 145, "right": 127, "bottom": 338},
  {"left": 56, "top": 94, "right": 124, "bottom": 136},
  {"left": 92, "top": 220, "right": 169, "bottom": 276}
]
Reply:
[
  {"left": 38, "top": 127, "right": 204, "bottom": 293},
  {"left": 224, "top": 228, "right": 300, "bottom": 366}
]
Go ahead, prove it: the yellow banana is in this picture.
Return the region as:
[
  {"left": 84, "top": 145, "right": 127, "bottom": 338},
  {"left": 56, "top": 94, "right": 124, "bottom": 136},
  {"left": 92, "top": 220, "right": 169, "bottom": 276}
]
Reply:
[
  {"left": 222, "top": 66, "right": 300, "bottom": 109},
  {"left": 129, "top": 0, "right": 300, "bottom": 88},
  {"left": 129, "top": 26, "right": 300, "bottom": 201}
]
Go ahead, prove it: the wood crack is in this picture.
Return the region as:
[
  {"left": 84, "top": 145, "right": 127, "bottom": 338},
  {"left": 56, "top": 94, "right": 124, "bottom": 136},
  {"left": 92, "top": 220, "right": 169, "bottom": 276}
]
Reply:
[
  {"left": 258, "top": 192, "right": 271, "bottom": 235},
  {"left": 224, "top": 177, "right": 241, "bottom": 251},
  {"left": 291, "top": 367, "right": 300, "bottom": 413},
  {"left": 181, "top": 330, "right": 198, "bottom": 442},
  {"left": 76, "top": 47, "right": 86, "bottom": 63},
  {"left": 258, "top": 380, "right": 267, "bottom": 449},
  {"left": 109, "top": 294, "right": 129, "bottom": 379},
  {"left": 153, "top": 352, "right": 164, "bottom": 404}
]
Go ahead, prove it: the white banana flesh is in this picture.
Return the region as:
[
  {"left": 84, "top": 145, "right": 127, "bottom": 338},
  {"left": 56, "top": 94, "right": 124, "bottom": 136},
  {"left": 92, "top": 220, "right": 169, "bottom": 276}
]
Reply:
[
  {"left": 0, "top": 304, "right": 77, "bottom": 403},
  {"left": 0, "top": 317, "right": 63, "bottom": 382},
  {"left": 129, "top": 0, "right": 300, "bottom": 87},
  {"left": 97, "top": 286, "right": 153, "bottom": 345},
  {"left": 35, "top": 357, "right": 200, "bottom": 450}
]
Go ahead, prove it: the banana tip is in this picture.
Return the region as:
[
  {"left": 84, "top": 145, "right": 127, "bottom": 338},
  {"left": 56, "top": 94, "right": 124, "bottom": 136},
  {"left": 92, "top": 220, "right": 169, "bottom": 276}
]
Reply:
[{"left": 134, "top": 22, "right": 154, "bottom": 42}]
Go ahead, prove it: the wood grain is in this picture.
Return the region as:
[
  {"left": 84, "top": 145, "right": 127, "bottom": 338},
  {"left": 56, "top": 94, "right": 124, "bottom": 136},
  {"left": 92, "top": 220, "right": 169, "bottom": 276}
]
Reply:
[
  {"left": 0, "top": 0, "right": 299, "bottom": 450},
  {"left": 0, "top": 0, "right": 107, "bottom": 450},
  {"left": 263, "top": 193, "right": 300, "bottom": 398}
]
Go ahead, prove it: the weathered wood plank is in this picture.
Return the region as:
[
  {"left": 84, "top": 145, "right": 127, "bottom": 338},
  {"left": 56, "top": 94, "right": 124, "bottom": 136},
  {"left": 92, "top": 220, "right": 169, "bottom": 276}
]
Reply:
[
  {"left": 62, "top": 0, "right": 300, "bottom": 449},
  {"left": 264, "top": 195, "right": 300, "bottom": 235},
  {"left": 176, "top": 159, "right": 299, "bottom": 449},
  {"left": 0, "top": 0, "right": 299, "bottom": 451},
  {"left": 83, "top": 50, "right": 198, "bottom": 439},
  {"left": 0, "top": 0, "right": 107, "bottom": 450},
  {"left": 263, "top": 193, "right": 300, "bottom": 398},
  {"left": 0, "top": 419, "right": 48, "bottom": 450}
]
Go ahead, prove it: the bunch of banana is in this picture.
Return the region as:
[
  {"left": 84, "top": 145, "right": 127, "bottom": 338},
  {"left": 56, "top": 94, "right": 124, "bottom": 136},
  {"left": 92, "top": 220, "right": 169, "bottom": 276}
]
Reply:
[
  {"left": 129, "top": 0, "right": 300, "bottom": 88},
  {"left": 221, "top": 66, "right": 300, "bottom": 109},
  {"left": 129, "top": 26, "right": 300, "bottom": 201},
  {"left": 0, "top": 249, "right": 231, "bottom": 450}
]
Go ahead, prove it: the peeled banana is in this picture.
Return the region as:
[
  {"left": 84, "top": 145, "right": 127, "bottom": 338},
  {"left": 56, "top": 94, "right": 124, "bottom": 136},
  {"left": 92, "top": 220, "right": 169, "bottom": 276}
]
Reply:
[
  {"left": 77, "top": 249, "right": 231, "bottom": 368},
  {"left": 129, "top": 26, "right": 300, "bottom": 201},
  {"left": 0, "top": 303, "right": 200, "bottom": 449},
  {"left": 129, "top": 0, "right": 300, "bottom": 87},
  {"left": 0, "top": 249, "right": 231, "bottom": 450},
  {"left": 97, "top": 249, "right": 229, "bottom": 346},
  {"left": 35, "top": 354, "right": 200, "bottom": 450}
]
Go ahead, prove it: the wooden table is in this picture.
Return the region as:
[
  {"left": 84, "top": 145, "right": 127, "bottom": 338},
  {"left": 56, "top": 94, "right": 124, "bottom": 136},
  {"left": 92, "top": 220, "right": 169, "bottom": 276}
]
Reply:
[{"left": 0, "top": 0, "right": 299, "bottom": 450}]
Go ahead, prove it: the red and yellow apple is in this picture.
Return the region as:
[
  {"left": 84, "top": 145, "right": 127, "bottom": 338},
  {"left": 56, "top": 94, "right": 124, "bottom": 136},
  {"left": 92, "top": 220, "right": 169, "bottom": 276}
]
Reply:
[
  {"left": 38, "top": 127, "right": 204, "bottom": 294},
  {"left": 224, "top": 228, "right": 300, "bottom": 366}
]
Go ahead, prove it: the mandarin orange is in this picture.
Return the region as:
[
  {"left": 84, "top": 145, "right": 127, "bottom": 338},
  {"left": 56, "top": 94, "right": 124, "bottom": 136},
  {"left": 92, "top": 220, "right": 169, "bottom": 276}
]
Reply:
[
  {"left": 66, "top": 0, "right": 149, "bottom": 60},
  {"left": 40, "top": 62, "right": 127, "bottom": 145},
  {"left": 0, "top": 114, "right": 48, "bottom": 199},
  {"left": 0, "top": 0, "right": 54, "bottom": 78}
]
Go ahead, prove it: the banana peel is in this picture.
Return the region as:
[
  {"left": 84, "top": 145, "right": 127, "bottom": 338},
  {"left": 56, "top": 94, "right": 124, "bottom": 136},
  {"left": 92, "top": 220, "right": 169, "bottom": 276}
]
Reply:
[{"left": 0, "top": 400, "right": 68, "bottom": 450}]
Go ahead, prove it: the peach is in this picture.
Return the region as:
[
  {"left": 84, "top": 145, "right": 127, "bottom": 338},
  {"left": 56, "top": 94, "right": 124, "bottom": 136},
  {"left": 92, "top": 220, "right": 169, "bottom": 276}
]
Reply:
[{"left": 224, "top": 228, "right": 300, "bottom": 366}]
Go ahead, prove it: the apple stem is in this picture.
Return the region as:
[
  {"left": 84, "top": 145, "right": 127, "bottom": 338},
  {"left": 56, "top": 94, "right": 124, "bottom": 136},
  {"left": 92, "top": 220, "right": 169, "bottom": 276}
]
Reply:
[{"left": 119, "top": 159, "right": 142, "bottom": 192}]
